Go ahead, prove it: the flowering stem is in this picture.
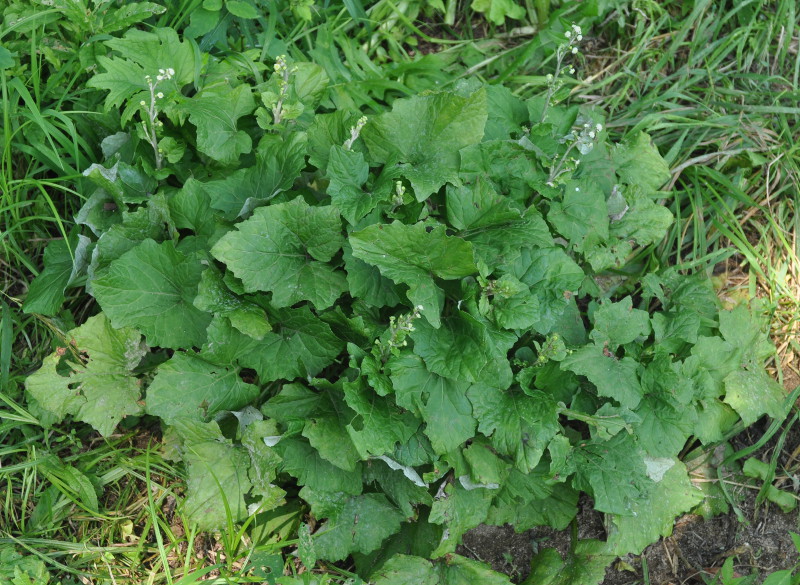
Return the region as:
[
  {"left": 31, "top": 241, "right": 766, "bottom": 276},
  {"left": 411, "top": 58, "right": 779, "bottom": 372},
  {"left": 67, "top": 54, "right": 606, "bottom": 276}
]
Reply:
[{"left": 140, "top": 68, "right": 173, "bottom": 171}]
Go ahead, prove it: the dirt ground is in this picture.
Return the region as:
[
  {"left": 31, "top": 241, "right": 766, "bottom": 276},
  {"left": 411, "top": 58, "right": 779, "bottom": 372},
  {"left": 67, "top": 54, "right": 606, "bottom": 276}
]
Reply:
[{"left": 458, "top": 415, "right": 800, "bottom": 584}]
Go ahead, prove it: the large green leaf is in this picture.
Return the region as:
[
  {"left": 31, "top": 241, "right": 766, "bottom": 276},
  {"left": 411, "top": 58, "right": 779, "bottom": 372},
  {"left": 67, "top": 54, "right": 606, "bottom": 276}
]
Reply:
[
  {"left": 487, "top": 468, "right": 578, "bottom": 531},
  {"left": 23, "top": 235, "right": 91, "bottom": 315},
  {"left": 590, "top": 296, "right": 651, "bottom": 348},
  {"left": 525, "top": 540, "right": 615, "bottom": 585},
  {"left": 25, "top": 313, "right": 145, "bottom": 436},
  {"left": 342, "top": 376, "right": 421, "bottom": 459},
  {"left": 471, "top": 0, "right": 526, "bottom": 25},
  {"left": 723, "top": 369, "right": 787, "bottom": 426},
  {"left": 303, "top": 490, "right": 404, "bottom": 561},
  {"left": 428, "top": 481, "right": 494, "bottom": 556},
  {"left": 174, "top": 419, "right": 253, "bottom": 531},
  {"left": 362, "top": 88, "right": 487, "bottom": 199},
  {"left": 211, "top": 197, "right": 346, "bottom": 309},
  {"left": 561, "top": 344, "right": 643, "bottom": 410},
  {"left": 175, "top": 84, "right": 256, "bottom": 165},
  {"left": 410, "top": 312, "right": 515, "bottom": 389},
  {"left": 389, "top": 353, "right": 477, "bottom": 455},
  {"left": 373, "top": 554, "right": 513, "bottom": 585},
  {"left": 240, "top": 305, "right": 343, "bottom": 382},
  {"left": 571, "top": 433, "right": 652, "bottom": 516},
  {"left": 326, "top": 145, "right": 386, "bottom": 224},
  {"left": 145, "top": 353, "right": 258, "bottom": 424},
  {"left": 612, "top": 132, "right": 670, "bottom": 194},
  {"left": 88, "top": 27, "right": 195, "bottom": 111},
  {"left": 201, "top": 133, "right": 307, "bottom": 219},
  {"left": 606, "top": 459, "right": 702, "bottom": 555},
  {"left": 92, "top": 239, "right": 210, "bottom": 349},
  {"left": 350, "top": 222, "right": 476, "bottom": 326},
  {"left": 446, "top": 178, "right": 551, "bottom": 267},
  {"left": 275, "top": 437, "right": 363, "bottom": 494},
  {"left": 468, "top": 386, "right": 560, "bottom": 473}
]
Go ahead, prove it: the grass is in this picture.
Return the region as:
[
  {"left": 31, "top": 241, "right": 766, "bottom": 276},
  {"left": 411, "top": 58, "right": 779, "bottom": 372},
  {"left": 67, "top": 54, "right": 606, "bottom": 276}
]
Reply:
[{"left": 1, "top": 0, "right": 799, "bottom": 583}]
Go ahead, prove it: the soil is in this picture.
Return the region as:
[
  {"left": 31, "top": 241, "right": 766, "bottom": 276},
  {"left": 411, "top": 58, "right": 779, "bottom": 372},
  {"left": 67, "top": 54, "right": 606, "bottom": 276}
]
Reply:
[{"left": 458, "top": 413, "right": 800, "bottom": 584}]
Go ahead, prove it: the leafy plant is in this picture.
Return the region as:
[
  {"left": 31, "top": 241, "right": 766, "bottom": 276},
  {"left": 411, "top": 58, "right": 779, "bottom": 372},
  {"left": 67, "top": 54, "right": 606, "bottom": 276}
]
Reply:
[{"left": 21, "top": 24, "right": 794, "bottom": 585}]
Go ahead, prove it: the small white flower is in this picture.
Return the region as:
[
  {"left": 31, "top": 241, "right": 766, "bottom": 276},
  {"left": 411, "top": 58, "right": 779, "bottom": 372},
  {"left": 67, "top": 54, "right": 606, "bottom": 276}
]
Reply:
[
  {"left": 571, "top": 47, "right": 578, "bottom": 54},
  {"left": 589, "top": 131, "right": 596, "bottom": 139},
  {"left": 156, "top": 92, "right": 164, "bottom": 99},
  {"left": 572, "top": 24, "right": 582, "bottom": 34},
  {"left": 565, "top": 31, "right": 572, "bottom": 38},
  {"left": 546, "top": 73, "right": 553, "bottom": 82},
  {"left": 139, "top": 100, "right": 146, "bottom": 106},
  {"left": 596, "top": 123, "right": 603, "bottom": 132},
  {"left": 575, "top": 187, "right": 580, "bottom": 192},
  {"left": 569, "top": 66, "right": 575, "bottom": 74},
  {"left": 577, "top": 34, "right": 583, "bottom": 41}
]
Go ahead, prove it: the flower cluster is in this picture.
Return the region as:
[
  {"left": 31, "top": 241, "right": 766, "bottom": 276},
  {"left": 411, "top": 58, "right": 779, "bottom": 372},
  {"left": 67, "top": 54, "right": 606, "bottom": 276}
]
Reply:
[
  {"left": 343, "top": 116, "right": 368, "bottom": 151},
  {"left": 547, "top": 119, "right": 604, "bottom": 186},
  {"left": 540, "top": 23, "right": 585, "bottom": 123},
  {"left": 376, "top": 305, "right": 423, "bottom": 363},
  {"left": 138, "top": 67, "right": 175, "bottom": 170},
  {"left": 271, "top": 55, "right": 297, "bottom": 125}
]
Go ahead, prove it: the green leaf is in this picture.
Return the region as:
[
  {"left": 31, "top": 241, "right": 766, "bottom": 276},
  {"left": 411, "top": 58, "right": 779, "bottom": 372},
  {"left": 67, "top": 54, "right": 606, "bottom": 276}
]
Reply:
[
  {"left": 571, "top": 433, "right": 652, "bottom": 516},
  {"left": 723, "top": 369, "right": 787, "bottom": 426},
  {"left": 175, "top": 419, "right": 253, "bottom": 530},
  {"left": 609, "top": 185, "right": 673, "bottom": 245},
  {"left": 0, "top": 547, "right": 51, "bottom": 583},
  {"left": 343, "top": 245, "right": 404, "bottom": 308},
  {"left": 175, "top": 84, "right": 256, "bottom": 165},
  {"left": 303, "top": 490, "right": 404, "bottom": 561},
  {"left": 487, "top": 468, "right": 578, "bottom": 531},
  {"left": 471, "top": 0, "right": 526, "bottom": 25},
  {"left": 203, "top": 133, "right": 308, "bottom": 219},
  {"left": 92, "top": 239, "right": 211, "bottom": 349},
  {"left": 363, "top": 459, "right": 432, "bottom": 519},
  {"left": 23, "top": 235, "right": 91, "bottom": 315},
  {"left": 410, "top": 312, "right": 516, "bottom": 389},
  {"left": 308, "top": 110, "right": 363, "bottom": 169},
  {"left": 590, "top": 296, "right": 651, "bottom": 348},
  {"left": 468, "top": 386, "right": 560, "bottom": 472},
  {"left": 547, "top": 180, "right": 609, "bottom": 252},
  {"left": 242, "top": 305, "right": 343, "bottom": 382},
  {"left": 226, "top": 0, "right": 258, "bottom": 18},
  {"left": 483, "top": 84, "right": 529, "bottom": 140},
  {"left": 350, "top": 222, "right": 476, "bottom": 326},
  {"left": 25, "top": 313, "right": 145, "bottom": 437},
  {"left": 299, "top": 383, "right": 361, "bottom": 472},
  {"left": 561, "top": 345, "right": 643, "bottom": 410},
  {"left": 193, "top": 267, "right": 270, "bottom": 340},
  {"left": 145, "top": 353, "right": 259, "bottom": 424},
  {"left": 88, "top": 27, "right": 195, "bottom": 111},
  {"left": 525, "top": 540, "right": 614, "bottom": 585},
  {"left": 169, "top": 178, "right": 228, "bottom": 244},
  {"left": 88, "top": 200, "right": 171, "bottom": 284},
  {"left": 612, "top": 132, "right": 670, "bottom": 194},
  {"left": 634, "top": 394, "right": 696, "bottom": 457},
  {"left": 389, "top": 353, "right": 477, "bottom": 455},
  {"left": 275, "top": 437, "right": 363, "bottom": 494},
  {"left": 211, "top": 197, "right": 346, "bottom": 309},
  {"left": 0, "top": 46, "right": 15, "bottom": 70},
  {"left": 327, "top": 145, "right": 384, "bottom": 224},
  {"left": 606, "top": 459, "right": 703, "bottom": 555},
  {"left": 373, "top": 554, "right": 514, "bottom": 585},
  {"left": 342, "top": 377, "right": 421, "bottom": 459},
  {"left": 362, "top": 88, "right": 488, "bottom": 199},
  {"left": 446, "top": 178, "right": 552, "bottom": 267},
  {"left": 429, "top": 481, "right": 494, "bottom": 556}
]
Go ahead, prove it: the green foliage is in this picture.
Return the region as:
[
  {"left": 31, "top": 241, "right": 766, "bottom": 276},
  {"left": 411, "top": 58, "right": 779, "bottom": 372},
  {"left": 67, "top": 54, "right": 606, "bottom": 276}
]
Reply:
[{"left": 12, "top": 4, "right": 798, "bottom": 583}]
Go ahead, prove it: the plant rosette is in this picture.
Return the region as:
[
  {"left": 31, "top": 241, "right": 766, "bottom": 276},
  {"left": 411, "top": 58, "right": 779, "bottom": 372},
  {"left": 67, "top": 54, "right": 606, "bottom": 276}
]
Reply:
[{"left": 24, "top": 28, "right": 792, "bottom": 584}]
